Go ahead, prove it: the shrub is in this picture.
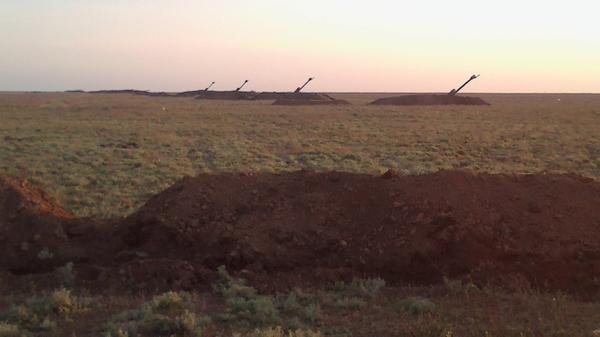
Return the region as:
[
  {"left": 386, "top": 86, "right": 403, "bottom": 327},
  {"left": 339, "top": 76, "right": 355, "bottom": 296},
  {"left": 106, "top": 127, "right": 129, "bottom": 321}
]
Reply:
[
  {"left": 331, "top": 297, "right": 365, "bottom": 309},
  {"left": 278, "top": 288, "right": 321, "bottom": 325},
  {"left": 0, "top": 322, "right": 30, "bottom": 337},
  {"left": 2, "top": 306, "right": 41, "bottom": 332},
  {"left": 0, "top": 289, "right": 85, "bottom": 333},
  {"left": 233, "top": 326, "right": 322, "bottom": 337},
  {"left": 148, "top": 292, "right": 192, "bottom": 315},
  {"left": 330, "top": 278, "right": 386, "bottom": 299},
  {"left": 443, "top": 277, "right": 478, "bottom": 294},
  {"left": 301, "top": 304, "right": 321, "bottom": 324},
  {"left": 214, "top": 266, "right": 279, "bottom": 326},
  {"left": 281, "top": 292, "right": 302, "bottom": 314},
  {"left": 319, "top": 278, "right": 385, "bottom": 310},
  {"left": 36, "top": 247, "right": 54, "bottom": 260},
  {"left": 396, "top": 297, "right": 437, "bottom": 315},
  {"left": 104, "top": 292, "right": 209, "bottom": 337},
  {"left": 55, "top": 262, "right": 75, "bottom": 288},
  {"left": 50, "top": 288, "right": 75, "bottom": 316}
]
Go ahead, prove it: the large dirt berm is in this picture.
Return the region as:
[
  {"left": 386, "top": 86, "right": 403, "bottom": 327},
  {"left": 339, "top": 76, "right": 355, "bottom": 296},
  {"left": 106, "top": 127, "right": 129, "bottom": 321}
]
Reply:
[
  {"left": 2, "top": 171, "right": 599, "bottom": 295},
  {"left": 117, "top": 170, "right": 600, "bottom": 294}
]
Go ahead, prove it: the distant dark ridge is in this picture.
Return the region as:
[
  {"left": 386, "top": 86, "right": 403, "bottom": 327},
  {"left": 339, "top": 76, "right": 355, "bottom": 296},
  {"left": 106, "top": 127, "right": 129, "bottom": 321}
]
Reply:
[
  {"left": 176, "top": 90, "right": 208, "bottom": 97},
  {"left": 250, "top": 92, "right": 334, "bottom": 101},
  {"left": 272, "top": 98, "right": 351, "bottom": 106},
  {"left": 193, "top": 91, "right": 257, "bottom": 100},
  {"left": 88, "top": 89, "right": 151, "bottom": 95},
  {"left": 93, "top": 89, "right": 174, "bottom": 97}
]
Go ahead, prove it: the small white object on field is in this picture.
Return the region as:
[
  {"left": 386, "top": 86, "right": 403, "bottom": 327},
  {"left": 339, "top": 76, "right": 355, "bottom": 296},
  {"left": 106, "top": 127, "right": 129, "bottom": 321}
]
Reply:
[{"left": 161, "top": 106, "right": 167, "bottom": 111}]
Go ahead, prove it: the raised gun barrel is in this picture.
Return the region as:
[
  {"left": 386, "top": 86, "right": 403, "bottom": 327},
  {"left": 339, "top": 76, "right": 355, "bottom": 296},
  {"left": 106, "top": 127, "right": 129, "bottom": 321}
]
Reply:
[
  {"left": 448, "top": 75, "right": 479, "bottom": 96},
  {"left": 204, "top": 82, "right": 215, "bottom": 91},
  {"left": 235, "top": 80, "right": 249, "bottom": 92},
  {"left": 294, "top": 77, "right": 314, "bottom": 93}
]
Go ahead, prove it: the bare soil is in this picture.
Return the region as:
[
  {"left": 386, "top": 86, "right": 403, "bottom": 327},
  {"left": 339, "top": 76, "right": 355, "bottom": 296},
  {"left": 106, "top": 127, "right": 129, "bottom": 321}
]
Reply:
[{"left": 2, "top": 170, "right": 600, "bottom": 297}]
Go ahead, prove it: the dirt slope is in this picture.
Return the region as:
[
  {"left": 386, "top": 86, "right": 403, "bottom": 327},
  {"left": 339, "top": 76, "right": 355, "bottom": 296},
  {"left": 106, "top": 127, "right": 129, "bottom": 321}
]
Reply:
[
  {"left": 118, "top": 170, "right": 600, "bottom": 294},
  {"left": 0, "top": 174, "right": 74, "bottom": 273}
]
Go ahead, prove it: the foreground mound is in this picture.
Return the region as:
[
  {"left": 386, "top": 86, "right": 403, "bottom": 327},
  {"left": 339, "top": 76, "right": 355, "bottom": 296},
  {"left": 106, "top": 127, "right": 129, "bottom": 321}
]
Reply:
[
  {"left": 369, "top": 95, "right": 490, "bottom": 106},
  {"left": 119, "top": 170, "right": 600, "bottom": 294},
  {"left": 0, "top": 175, "right": 74, "bottom": 273}
]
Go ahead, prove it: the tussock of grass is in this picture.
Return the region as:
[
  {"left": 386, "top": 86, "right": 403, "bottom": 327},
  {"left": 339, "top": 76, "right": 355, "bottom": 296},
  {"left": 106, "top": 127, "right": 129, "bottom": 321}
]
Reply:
[
  {"left": 233, "top": 326, "right": 322, "bottom": 337},
  {"left": 104, "top": 291, "right": 209, "bottom": 337},
  {"left": 319, "top": 278, "right": 386, "bottom": 309},
  {"left": 395, "top": 296, "right": 437, "bottom": 315},
  {"left": 0, "top": 288, "right": 89, "bottom": 334},
  {"left": 0, "top": 322, "right": 30, "bottom": 337},
  {"left": 278, "top": 288, "right": 322, "bottom": 328},
  {"left": 329, "top": 278, "right": 386, "bottom": 299},
  {"left": 214, "top": 266, "right": 279, "bottom": 327}
]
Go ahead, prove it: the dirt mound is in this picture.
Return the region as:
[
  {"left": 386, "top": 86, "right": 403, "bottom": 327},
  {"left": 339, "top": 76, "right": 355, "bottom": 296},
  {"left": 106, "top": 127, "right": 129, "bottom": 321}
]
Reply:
[
  {"left": 369, "top": 95, "right": 490, "bottom": 106},
  {"left": 194, "top": 91, "right": 255, "bottom": 100},
  {"left": 250, "top": 92, "right": 334, "bottom": 101},
  {"left": 118, "top": 170, "right": 600, "bottom": 294},
  {"left": 0, "top": 175, "right": 75, "bottom": 273},
  {"left": 176, "top": 90, "right": 208, "bottom": 97},
  {"left": 2, "top": 171, "right": 599, "bottom": 295},
  {"left": 272, "top": 99, "right": 351, "bottom": 106}
]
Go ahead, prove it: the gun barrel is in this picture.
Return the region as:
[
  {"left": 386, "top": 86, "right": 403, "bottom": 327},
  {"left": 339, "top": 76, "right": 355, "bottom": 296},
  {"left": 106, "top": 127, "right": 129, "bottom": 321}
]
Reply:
[{"left": 449, "top": 75, "right": 479, "bottom": 96}]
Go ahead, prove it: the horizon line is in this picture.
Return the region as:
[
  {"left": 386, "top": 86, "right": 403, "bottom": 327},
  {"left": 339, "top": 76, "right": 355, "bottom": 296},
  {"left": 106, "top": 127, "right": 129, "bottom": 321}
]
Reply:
[{"left": 2, "top": 90, "right": 600, "bottom": 95}]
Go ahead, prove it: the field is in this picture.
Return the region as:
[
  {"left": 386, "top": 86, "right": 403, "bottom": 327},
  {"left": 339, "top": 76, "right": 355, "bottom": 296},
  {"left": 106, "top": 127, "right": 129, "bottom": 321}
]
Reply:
[
  {"left": 1, "top": 92, "right": 600, "bottom": 337},
  {"left": 1, "top": 92, "right": 599, "bottom": 218}
]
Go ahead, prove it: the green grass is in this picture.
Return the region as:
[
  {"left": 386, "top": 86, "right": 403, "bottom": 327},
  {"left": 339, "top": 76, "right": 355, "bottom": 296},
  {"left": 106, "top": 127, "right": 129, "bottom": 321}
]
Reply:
[{"left": 1, "top": 92, "right": 599, "bottom": 218}]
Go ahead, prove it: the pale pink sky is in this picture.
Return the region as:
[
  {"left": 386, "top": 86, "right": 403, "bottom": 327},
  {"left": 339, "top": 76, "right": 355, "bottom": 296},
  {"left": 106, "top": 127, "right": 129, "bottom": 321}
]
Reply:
[{"left": 1, "top": 0, "right": 599, "bottom": 92}]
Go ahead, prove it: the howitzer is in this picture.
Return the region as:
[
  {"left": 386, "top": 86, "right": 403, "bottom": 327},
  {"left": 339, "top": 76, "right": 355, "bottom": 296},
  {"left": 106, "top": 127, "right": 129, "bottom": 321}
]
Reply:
[
  {"left": 235, "top": 80, "right": 249, "bottom": 92},
  {"left": 294, "top": 77, "right": 314, "bottom": 93},
  {"left": 448, "top": 75, "right": 479, "bottom": 96},
  {"left": 204, "top": 82, "right": 215, "bottom": 91}
]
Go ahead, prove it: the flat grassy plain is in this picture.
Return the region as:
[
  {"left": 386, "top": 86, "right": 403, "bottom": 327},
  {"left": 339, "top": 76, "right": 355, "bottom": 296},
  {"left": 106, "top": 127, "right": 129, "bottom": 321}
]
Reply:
[{"left": 1, "top": 92, "right": 599, "bottom": 218}]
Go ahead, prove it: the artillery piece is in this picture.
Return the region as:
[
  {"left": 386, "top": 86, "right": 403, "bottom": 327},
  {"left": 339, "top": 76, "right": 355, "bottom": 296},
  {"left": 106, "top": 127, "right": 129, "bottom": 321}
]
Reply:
[
  {"left": 294, "top": 77, "right": 314, "bottom": 93},
  {"left": 204, "top": 82, "right": 215, "bottom": 91},
  {"left": 235, "top": 80, "right": 249, "bottom": 92},
  {"left": 448, "top": 75, "right": 479, "bottom": 96},
  {"left": 369, "top": 74, "right": 489, "bottom": 106}
]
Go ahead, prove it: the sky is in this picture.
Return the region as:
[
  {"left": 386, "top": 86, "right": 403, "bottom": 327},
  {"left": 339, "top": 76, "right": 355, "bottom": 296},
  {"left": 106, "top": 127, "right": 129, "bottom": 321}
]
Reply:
[{"left": 1, "top": 0, "right": 600, "bottom": 93}]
